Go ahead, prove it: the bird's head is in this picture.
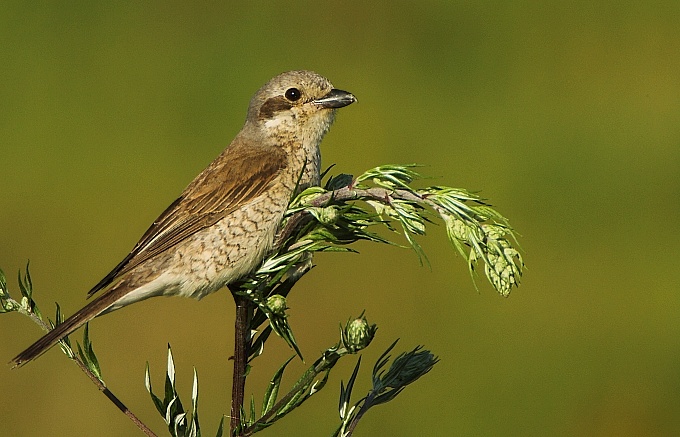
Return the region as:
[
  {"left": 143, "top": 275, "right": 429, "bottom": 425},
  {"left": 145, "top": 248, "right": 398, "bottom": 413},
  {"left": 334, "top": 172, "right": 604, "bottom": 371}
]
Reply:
[{"left": 245, "top": 70, "right": 356, "bottom": 144}]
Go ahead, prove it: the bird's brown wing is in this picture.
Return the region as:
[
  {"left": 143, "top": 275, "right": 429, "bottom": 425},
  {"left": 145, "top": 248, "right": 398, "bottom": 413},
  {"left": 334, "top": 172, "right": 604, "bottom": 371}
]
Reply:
[{"left": 87, "top": 145, "right": 288, "bottom": 297}]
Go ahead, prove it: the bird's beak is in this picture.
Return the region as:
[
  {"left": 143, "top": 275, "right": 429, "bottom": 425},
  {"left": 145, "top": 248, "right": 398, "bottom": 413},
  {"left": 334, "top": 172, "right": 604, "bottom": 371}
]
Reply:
[{"left": 313, "top": 89, "right": 357, "bottom": 109}]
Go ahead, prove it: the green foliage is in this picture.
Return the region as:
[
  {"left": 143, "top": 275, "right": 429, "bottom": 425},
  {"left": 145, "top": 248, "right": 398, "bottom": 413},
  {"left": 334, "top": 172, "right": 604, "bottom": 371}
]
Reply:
[
  {"left": 54, "top": 303, "right": 76, "bottom": 360},
  {"left": 0, "top": 267, "right": 15, "bottom": 313},
  {"left": 2, "top": 164, "right": 524, "bottom": 436},
  {"left": 0, "top": 264, "right": 97, "bottom": 367},
  {"left": 334, "top": 340, "right": 439, "bottom": 437},
  {"left": 237, "top": 313, "right": 377, "bottom": 436},
  {"left": 76, "top": 323, "right": 102, "bottom": 382},
  {"left": 145, "top": 346, "right": 206, "bottom": 437},
  {"left": 0, "top": 263, "right": 38, "bottom": 317},
  {"left": 356, "top": 165, "right": 524, "bottom": 295},
  {"left": 273, "top": 164, "right": 523, "bottom": 299},
  {"left": 17, "top": 261, "right": 40, "bottom": 318},
  {"left": 226, "top": 164, "right": 522, "bottom": 434},
  {"left": 229, "top": 165, "right": 523, "bottom": 381}
]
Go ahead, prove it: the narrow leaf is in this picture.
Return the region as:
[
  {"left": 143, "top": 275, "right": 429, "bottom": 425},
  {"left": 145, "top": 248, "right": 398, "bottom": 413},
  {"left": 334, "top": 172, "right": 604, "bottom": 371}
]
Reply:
[
  {"left": 215, "top": 417, "right": 225, "bottom": 437},
  {"left": 262, "top": 356, "right": 294, "bottom": 415},
  {"left": 339, "top": 357, "right": 362, "bottom": 419},
  {"left": 146, "top": 362, "right": 166, "bottom": 416}
]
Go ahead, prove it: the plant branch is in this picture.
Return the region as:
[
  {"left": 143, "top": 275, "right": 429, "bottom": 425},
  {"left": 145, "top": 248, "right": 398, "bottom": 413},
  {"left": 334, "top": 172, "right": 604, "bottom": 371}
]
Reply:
[
  {"left": 5, "top": 165, "right": 522, "bottom": 437},
  {"left": 241, "top": 346, "right": 345, "bottom": 437},
  {"left": 6, "top": 294, "right": 157, "bottom": 437},
  {"left": 281, "top": 167, "right": 523, "bottom": 297},
  {"left": 72, "top": 355, "right": 158, "bottom": 437},
  {"left": 230, "top": 286, "right": 254, "bottom": 435}
]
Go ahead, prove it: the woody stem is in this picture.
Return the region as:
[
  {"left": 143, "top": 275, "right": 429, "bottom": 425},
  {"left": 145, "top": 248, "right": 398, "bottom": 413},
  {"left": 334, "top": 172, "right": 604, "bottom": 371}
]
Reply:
[{"left": 230, "top": 288, "right": 253, "bottom": 435}]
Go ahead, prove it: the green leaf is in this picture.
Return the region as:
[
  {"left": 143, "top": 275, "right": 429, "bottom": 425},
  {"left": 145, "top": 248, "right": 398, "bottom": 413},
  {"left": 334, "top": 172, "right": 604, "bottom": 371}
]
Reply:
[
  {"left": 248, "top": 325, "right": 272, "bottom": 363},
  {"left": 355, "top": 164, "right": 422, "bottom": 189},
  {"left": 262, "top": 355, "right": 294, "bottom": 415},
  {"left": 372, "top": 339, "right": 400, "bottom": 386},
  {"left": 259, "top": 301, "right": 303, "bottom": 361},
  {"left": 146, "top": 345, "right": 203, "bottom": 437},
  {"left": 16, "top": 261, "right": 42, "bottom": 318},
  {"left": 165, "top": 346, "right": 179, "bottom": 410},
  {"left": 0, "top": 267, "right": 17, "bottom": 313},
  {"left": 53, "top": 304, "right": 75, "bottom": 359},
  {"left": 17, "top": 260, "right": 33, "bottom": 299},
  {"left": 325, "top": 172, "right": 353, "bottom": 191},
  {"left": 0, "top": 267, "right": 7, "bottom": 298},
  {"left": 76, "top": 323, "right": 102, "bottom": 381},
  {"left": 249, "top": 396, "right": 256, "bottom": 426},
  {"left": 339, "top": 356, "right": 362, "bottom": 420},
  {"left": 308, "top": 367, "right": 330, "bottom": 396},
  {"left": 214, "top": 417, "right": 225, "bottom": 437},
  {"left": 145, "top": 362, "right": 166, "bottom": 416},
  {"left": 372, "top": 345, "right": 438, "bottom": 405},
  {"left": 189, "top": 368, "right": 200, "bottom": 437}
]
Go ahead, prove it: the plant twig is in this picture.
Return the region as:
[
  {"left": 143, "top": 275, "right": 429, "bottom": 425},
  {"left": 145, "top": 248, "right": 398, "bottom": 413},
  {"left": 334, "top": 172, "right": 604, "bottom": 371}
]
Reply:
[
  {"left": 243, "top": 359, "right": 328, "bottom": 436},
  {"left": 72, "top": 357, "right": 158, "bottom": 437},
  {"left": 229, "top": 286, "right": 254, "bottom": 435},
  {"left": 8, "top": 294, "right": 157, "bottom": 437}
]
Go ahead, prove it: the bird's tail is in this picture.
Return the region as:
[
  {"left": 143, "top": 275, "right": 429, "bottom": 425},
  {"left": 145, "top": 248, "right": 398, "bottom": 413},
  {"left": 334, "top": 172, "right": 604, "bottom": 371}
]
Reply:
[{"left": 10, "top": 292, "right": 118, "bottom": 368}]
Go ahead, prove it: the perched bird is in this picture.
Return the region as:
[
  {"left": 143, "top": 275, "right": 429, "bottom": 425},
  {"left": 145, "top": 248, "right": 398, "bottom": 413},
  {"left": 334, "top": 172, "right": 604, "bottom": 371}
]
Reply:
[{"left": 11, "top": 70, "right": 356, "bottom": 367}]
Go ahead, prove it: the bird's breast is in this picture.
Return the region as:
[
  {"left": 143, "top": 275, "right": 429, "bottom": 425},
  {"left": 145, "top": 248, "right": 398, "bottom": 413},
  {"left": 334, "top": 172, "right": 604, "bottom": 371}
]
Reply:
[{"left": 161, "top": 185, "right": 292, "bottom": 300}]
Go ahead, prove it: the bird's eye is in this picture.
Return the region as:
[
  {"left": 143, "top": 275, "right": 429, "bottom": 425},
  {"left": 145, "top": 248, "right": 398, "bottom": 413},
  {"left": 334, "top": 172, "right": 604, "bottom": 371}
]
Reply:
[{"left": 285, "top": 87, "right": 302, "bottom": 102}]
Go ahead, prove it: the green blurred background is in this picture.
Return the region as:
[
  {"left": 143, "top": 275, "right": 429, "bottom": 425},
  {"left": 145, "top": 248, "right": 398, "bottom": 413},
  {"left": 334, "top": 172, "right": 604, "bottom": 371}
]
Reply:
[{"left": 2, "top": 2, "right": 679, "bottom": 436}]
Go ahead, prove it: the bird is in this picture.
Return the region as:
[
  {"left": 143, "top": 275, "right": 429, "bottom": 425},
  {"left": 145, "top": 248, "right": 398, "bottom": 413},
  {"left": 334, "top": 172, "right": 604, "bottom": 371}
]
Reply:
[{"left": 11, "top": 70, "right": 356, "bottom": 367}]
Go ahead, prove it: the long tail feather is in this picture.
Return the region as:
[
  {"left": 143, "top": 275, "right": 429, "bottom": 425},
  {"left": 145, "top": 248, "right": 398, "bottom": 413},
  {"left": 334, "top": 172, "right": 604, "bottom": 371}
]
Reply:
[{"left": 10, "top": 292, "right": 120, "bottom": 368}]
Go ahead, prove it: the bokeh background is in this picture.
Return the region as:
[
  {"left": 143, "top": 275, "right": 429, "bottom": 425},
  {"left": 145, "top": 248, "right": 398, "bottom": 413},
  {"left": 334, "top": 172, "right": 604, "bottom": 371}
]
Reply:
[{"left": 2, "top": 2, "right": 679, "bottom": 436}]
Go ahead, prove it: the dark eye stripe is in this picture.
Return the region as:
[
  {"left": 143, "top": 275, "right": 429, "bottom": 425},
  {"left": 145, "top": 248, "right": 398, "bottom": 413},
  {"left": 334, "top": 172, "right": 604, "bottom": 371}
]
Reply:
[{"left": 258, "top": 96, "right": 293, "bottom": 119}]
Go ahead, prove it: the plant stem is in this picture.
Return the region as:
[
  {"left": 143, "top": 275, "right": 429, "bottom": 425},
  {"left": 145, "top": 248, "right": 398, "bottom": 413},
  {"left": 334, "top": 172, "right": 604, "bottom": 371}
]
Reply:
[
  {"left": 12, "top": 298, "right": 157, "bottom": 437},
  {"left": 241, "top": 347, "right": 346, "bottom": 437},
  {"left": 282, "top": 186, "right": 428, "bottom": 236},
  {"left": 343, "top": 396, "right": 372, "bottom": 436},
  {"left": 72, "top": 357, "right": 158, "bottom": 437},
  {"left": 230, "top": 287, "right": 253, "bottom": 435}
]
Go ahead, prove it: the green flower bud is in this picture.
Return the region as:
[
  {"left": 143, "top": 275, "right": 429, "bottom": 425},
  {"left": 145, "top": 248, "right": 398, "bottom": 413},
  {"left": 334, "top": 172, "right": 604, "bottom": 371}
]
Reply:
[
  {"left": 343, "top": 315, "right": 377, "bottom": 353},
  {"left": 266, "top": 295, "right": 288, "bottom": 316}
]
